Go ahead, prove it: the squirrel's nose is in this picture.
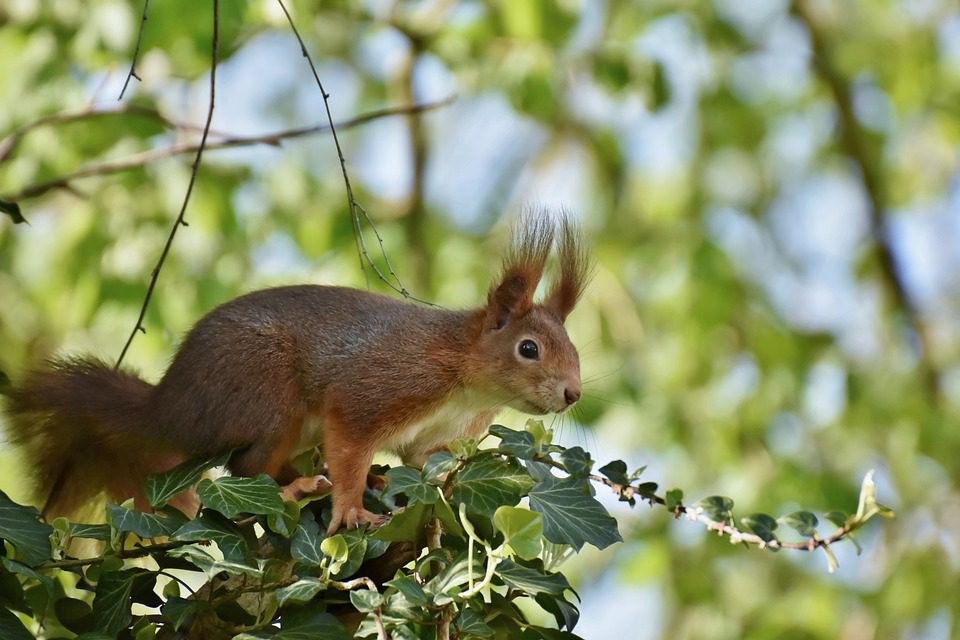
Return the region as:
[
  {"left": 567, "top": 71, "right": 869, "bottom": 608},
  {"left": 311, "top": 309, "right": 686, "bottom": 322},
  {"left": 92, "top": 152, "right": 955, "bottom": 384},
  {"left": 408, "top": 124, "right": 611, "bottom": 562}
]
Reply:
[{"left": 564, "top": 385, "right": 581, "bottom": 406}]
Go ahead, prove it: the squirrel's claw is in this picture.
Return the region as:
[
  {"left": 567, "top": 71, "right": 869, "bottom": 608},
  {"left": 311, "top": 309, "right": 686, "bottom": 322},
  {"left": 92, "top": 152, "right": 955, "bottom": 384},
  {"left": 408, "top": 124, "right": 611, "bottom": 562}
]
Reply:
[{"left": 280, "top": 474, "right": 333, "bottom": 502}]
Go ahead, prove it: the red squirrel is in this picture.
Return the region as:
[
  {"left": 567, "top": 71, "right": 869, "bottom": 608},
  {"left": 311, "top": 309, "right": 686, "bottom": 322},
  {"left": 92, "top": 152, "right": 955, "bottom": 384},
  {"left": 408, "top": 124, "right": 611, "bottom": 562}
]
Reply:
[{"left": 5, "top": 213, "right": 588, "bottom": 533}]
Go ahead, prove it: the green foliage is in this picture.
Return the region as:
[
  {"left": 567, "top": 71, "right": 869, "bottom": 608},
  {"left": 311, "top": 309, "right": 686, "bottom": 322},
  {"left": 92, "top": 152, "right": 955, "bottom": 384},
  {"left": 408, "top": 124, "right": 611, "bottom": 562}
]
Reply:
[{"left": 0, "top": 422, "right": 887, "bottom": 637}]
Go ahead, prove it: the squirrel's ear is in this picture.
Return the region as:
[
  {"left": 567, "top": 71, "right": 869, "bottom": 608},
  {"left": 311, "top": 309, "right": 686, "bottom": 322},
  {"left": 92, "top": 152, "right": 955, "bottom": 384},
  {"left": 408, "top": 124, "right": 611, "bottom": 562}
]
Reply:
[
  {"left": 543, "top": 216, "right": 589, "bottom": 322},
  {"left": 485, "top": 212, "right": 554, "bottom": 330}
]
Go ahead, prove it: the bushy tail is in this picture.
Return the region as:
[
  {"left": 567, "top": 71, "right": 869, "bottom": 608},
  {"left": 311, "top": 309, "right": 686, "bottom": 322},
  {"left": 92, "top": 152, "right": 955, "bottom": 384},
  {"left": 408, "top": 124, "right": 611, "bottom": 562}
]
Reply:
[{"left": 4, "top": 357, "right": 173, "bottom": 518}]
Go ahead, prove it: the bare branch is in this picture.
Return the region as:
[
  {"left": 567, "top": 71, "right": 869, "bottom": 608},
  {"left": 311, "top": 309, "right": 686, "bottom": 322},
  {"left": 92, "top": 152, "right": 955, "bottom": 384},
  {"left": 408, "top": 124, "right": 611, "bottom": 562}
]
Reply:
[
  {"left": 118, "top": 0, "right": 151, "bottom": 100},
  {"left": 792, "top": 0, "right": 940, "bottom": 401},
  {"left": 4, "top": 97, "right": 454, "bottom": 202},
  {"left": 275, "top": 0, "right": 436, "bottom": 306},
  {"left": 115, "top": 0, "right": 220, "bottom": 368}
]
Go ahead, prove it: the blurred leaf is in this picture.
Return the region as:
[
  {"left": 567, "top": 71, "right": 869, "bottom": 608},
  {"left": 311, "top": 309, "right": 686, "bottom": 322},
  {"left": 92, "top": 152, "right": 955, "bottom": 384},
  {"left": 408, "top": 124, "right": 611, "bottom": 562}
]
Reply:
[
  {"left": 0, "top": 607, "right": 33, "bottom": 640},
  {"left": 0, "top": 198, "right": 26, "bottom": 224},
  {"left": 741, "top": 513, "right": 779, "bottom": 547},
  {"left": 782, "top": 511, "right": 819, "bottom": 537},
  {"left": 0, "top": 491, "right": 53, "bottom": 567},
  {"left": 696, "top": 496, "right": 735, "bottom": 523}
]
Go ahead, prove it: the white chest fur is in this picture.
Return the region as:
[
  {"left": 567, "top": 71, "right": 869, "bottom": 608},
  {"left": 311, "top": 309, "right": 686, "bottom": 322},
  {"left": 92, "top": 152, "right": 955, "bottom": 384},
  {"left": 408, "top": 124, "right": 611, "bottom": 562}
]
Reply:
[{"left": 294, "top": 390, "right": 501, "bottom": 463}]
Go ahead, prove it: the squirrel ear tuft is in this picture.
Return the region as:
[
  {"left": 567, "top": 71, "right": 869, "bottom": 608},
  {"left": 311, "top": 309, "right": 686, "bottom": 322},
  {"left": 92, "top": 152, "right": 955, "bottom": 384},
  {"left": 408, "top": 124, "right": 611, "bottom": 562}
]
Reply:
[
  {"left": 485, "top": 211, "right": 554, "bottom": 330},
  {"left": 543, "top": 214, "right": 590, "bottom": 322}
]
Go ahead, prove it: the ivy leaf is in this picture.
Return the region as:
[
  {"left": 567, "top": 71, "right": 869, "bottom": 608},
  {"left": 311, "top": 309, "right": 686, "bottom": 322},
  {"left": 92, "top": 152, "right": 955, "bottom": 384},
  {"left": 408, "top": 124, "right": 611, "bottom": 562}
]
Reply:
[
  {"left": 0, "top": 606, "right": 33, "bottom": 640},
  {"left": 528, "top": 475, "right": 621, "bottom": 551},
  {"left": 490, "top": 424, "right": 536, "bottom": 458},
  {"left": 291, "top": 513, "right": 324, "bottom": 567},
  {"left": 494, "top": 506, "right": 543, "bottom": 560},
  {"left": 696, "top": 496, "right": 734, "bottom": 523},
  {"left": 92, "top": 570, "right": 137, "bottom": 635},
  {"left": 560, "top": 447, "right": 592, "bottom": 479},
  {"left": 69, "top": 523, "right": 112, "bottom": 541},
  {"left": 145, "top": 453, "right": 230, "bottom": 508},
  {"left": 421, "top": 451, "right": 458, "bottom": 480},
  {"left": 276, "top": 604, "right": 351, "bottom": 640},
  {"left": 161, "top": 598, "right": 209, "bottom": 631},
  {"left": 597, "top": 460, "right": 629, "bottom": 486},
  {"left": 275, "top": 578, "right": 325, "bottom": 608},
  {"left": 741, "top": 513, "right": 779, "bottom": 547},
  {"left": 782, "top": 511, "right": 819, "bottom": 537},
  {"left": 496, "top": 559, "right": 570, "bottom": 596},
  {"left": 452, "top": 456, "right": 534, "bottom": 517},
  {"left": 0, "top": 198, "right": 27, "bottom": 225},
  {"left": 665, "top": 488, "right": 684, "bottom": 511},
  {"left": 171, "top": 512, "right": 250, "bottom": 564},
  {"left": 106, "top": 504, "right": 181, "bottom": 538},
  {"left": 382, "top": 467, "right": 438, "bottom": 504},
  {"left": 349, "top": 589, "right": 384, "bottom": 613},
  {"left": 825, "top": 511, "right": 849, "bottom": 528},
  {"left": 535, "top": 593, "right": 580, "bottom": 632},
  {"left": 372, "top": 501, "right": 431, "bottom": 542},
  {"left": 0, "top": 491, "right": 53, "bottom": 567},
  {"left": 330, "top": 529, "right": 368, "bottom": 579},
  {"left": 457, "top": 607, "right": 494, "bottom": 638},
  {"left": 385, "top": 574, "right": 429, "bottom": 607},
  {"left": 197, "top": 474, "right": 285, "bottom": 518}
]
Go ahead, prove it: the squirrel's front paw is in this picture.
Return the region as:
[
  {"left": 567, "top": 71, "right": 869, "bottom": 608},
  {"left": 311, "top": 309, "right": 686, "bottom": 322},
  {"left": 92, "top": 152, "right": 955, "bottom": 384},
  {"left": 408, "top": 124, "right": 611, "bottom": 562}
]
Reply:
[{"left": 280, "top": 475, "right": 333, "bottom": 502}]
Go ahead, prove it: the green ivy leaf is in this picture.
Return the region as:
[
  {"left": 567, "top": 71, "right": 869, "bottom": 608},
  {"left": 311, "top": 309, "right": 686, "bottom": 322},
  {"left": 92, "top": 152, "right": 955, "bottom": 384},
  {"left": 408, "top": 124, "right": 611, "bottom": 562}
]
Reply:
[
  {"left": 385, "top": 573, "right": 429, "bottom": 607},
  {"left": 535, "top": 593, "right": 580, "bottom": 632},
  {"left": 161, "top": 598, "right": 209, "bottom": 631},
  {"left": 92, "top": 570, "right": 137, "bottom": 635},
  {"left": 528, "top": 475, "right": 621, "bottom": 551},
  {"left": 696, "top": 496, "right": 734, "bottom": 522},
  {"left": 144, "top": 453, "right": 230, "bottom": 508},
  {"left": 349, "top": 589, "right": 384, "bottom": 613},
  {"left": 275, "top": 578, "right": 325, "bottom": 608},
  {"left": 494, "top": 506, "right": 543, "bottom": 560},
  {"left": 0, "top": 606, "right": 34, "bottom": 640},
  {"left": 275, "top": 605, "right": 350, "bottom": 640},
  {"left": 597, "top": 460, "right": 629, "bottom": 486},
  {"left": 197, "top": 474, "right": 285, "bottom": 518},
  {"left": 452, "top": 456, "right": 534, "bottom": 517},
  {"left": 782, "top": 511, "right": 819, "bottom": 537},
  {"left": 372, "top": 501, "right": 431, "bottom": 542},
  {"left": 825, "top": 511, "right": 849, "bottom": 528},
  {"left": 171, "top": 512, "right": 250, "bottom": 564},
  {"left": 457, "top": 607, "right": 494, "bottom": 638},
  {"left": 0, "top": 491, "right": 53, "bottom": 567},
  {"left": 107, "top": 504, "right": 181, "bottom": 538},
  {"left": 490, "top": 424, "right": 536, "bottom": 458},
  {"left": 424, "top": 553, "right": 483, "bottom": 605},
  {"left": 559, "top": 447, "right": 592, "bottom": 479},
  {"left": 496, "top": 559, "right": 570, "bottom": 596},
  {"left": 741, "top": 513, "right": 779, "bottom": 547},
  {"left": 291, "top": 513, "right": 324, "bottom": 567},
  {"left": 421, "top": 451, "right": 458, "bottom": 480},
  {"left": 330, "top": 529, "right": 369, "bottom": 579},
  {"left": 55, "top": 596, "right": 94, "bottom": 634},
  {"left": 69, "top": 523, "right": 112, "bottom": 541},
  {"left": 267, "top": 500, "right": 301, "bottom": 538},
  {"left": 665, "top": 488, "right": 684, "bottom": 511},
  {"left": 383, "top": 467, "right": 438, "bottom": 504}
]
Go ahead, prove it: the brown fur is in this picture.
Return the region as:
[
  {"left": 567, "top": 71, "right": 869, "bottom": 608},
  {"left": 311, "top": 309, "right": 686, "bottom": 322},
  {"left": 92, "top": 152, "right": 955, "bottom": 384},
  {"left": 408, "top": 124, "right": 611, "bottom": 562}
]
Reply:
[{"left": 3, "top": 211, "right": 590, "bottom": 532}]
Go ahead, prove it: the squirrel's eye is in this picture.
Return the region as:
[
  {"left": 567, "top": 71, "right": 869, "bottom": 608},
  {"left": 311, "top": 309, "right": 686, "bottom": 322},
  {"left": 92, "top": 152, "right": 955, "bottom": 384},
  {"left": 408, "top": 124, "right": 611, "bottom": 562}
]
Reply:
[{"left": 518, "top": 339, "right": 540, "bottom": 360}]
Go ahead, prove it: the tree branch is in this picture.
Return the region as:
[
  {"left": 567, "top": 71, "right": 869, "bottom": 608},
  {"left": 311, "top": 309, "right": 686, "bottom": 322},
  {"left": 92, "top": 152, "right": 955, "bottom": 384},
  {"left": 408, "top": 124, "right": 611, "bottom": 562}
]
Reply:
[
  {"left": 792, "top": 0, "right": 941, "bottom": 401},
  {"left": 3, "top": 97, "right": 454, "bottom": 202},
  {"left": 118, "top": 0, "right": 151, "bottom": 100},
  {"left": 115, "top": 0, "right": 220, "bottom": 368},
  {"left": 275, "top": 0, "right": 436, "bottom": 306}
]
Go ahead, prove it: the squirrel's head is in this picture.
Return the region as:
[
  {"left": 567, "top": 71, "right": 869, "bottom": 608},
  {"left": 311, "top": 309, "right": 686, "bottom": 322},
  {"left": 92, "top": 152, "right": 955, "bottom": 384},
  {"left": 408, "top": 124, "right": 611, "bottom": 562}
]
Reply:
[{"left": 469, "top": 212, "right": 590, "bottom": 415}]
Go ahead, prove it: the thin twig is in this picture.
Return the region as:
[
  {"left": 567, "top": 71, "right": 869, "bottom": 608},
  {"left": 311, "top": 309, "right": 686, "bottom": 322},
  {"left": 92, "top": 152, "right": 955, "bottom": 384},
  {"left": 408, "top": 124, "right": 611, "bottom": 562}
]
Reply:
[
  {"left": 275, "top": 0, "right": 436, "bottom": 306},
  {"left": 39, "top": 540, "right": 191, "bottom": 571},
  {"left": 118, "top": 0, "right": 151, "bottom": 100},
  {"left": 5, "top": 97, "right": 454, "bottom": 202},
  {"left": 792, "top": 0, "right": 940, "bottom": 401},
  {"left": 588, "top": 471, "right": 854, "bottom": 552},
  {"left": 115, "top": 0, "right": 220, "bottom": 368},
  {"left": 0, "top": 104, "right": 225, "bottom": 164}
]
